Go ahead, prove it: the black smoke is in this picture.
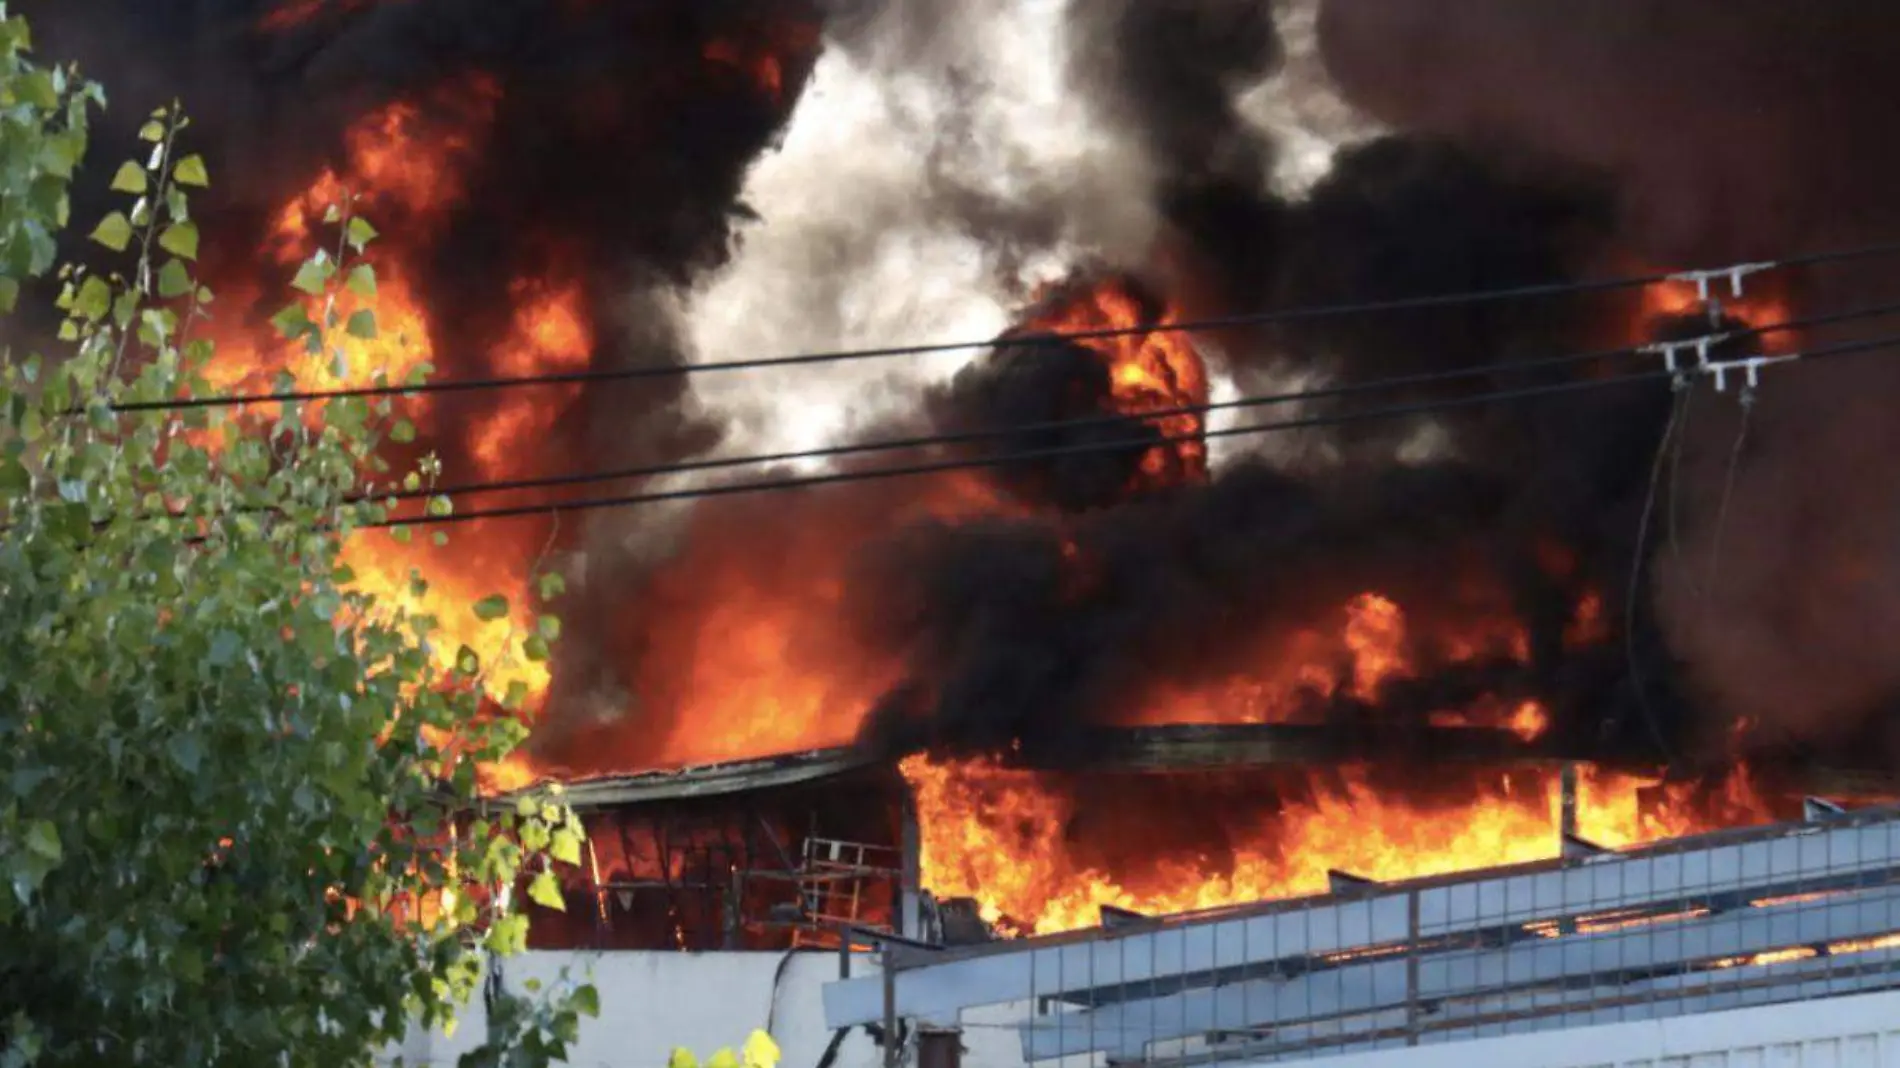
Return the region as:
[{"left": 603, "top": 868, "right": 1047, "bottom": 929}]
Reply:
[
  {"left": 845, "top": 0, "right": 1900, "bottom": 772},
  {"left": 39, "top": 0, "right": 1900, "bottom": 775},
  {"left": 1315, "top": 0, "right": 1900, "bottom": 758},
  {"left": 845, "top": 1, "right": 1693, "bottom": 766},
  {"left": 925, "top": 278, "right": 1184, "bottom": 514}
]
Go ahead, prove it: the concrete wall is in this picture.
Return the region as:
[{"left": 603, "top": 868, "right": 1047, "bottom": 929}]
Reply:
[
  {"left": 394, "top": 951, "right": 1900, "bottom": 1068},
  {"left": 388, "top": 951, "right": 1027, "bottom": 1068},
  {"left": 1290, "top": 988, "right": 1900, "bottom": 1068}
]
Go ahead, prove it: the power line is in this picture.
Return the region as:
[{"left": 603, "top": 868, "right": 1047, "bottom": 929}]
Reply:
[
  {"left": 103, "top": 240, "right": 1900, "bottom": 414},
  {"left": 365, "top": 329, "right": 1900, "bottom": 530},
  {"left": 360, "top": 373, "right": 1658, "bottom": 527},
  {"left": 364, "top": 300, "right": 1900, "bottom": 507}
]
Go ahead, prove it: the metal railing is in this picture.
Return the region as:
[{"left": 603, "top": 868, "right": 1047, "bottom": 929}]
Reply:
[{"left": 823, "top": 804, "right": 1900, "bottom": 1066}]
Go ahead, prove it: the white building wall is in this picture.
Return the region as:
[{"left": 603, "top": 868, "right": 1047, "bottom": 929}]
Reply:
[
  {"left": 1289, "top": 988, "right": 1900, "bottom": 1068},
  {"left": 389, "top": 951, "right": 1025, "bottom": 1068},
  {"left": 393, "top": 952, "right": 1900, "bottom": 1068}
]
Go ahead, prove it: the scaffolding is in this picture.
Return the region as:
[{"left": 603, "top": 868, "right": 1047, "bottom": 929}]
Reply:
[
  {"left": 790, "top": 836, "right": 905, "bottom": 948},
  {"left": 517, "top": 750, "right": 912, "bottom": 951}
]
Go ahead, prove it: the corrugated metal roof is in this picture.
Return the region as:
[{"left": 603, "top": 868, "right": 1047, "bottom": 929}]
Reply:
[{"left": 519, "top": 746, "right": 878, "bottom": 808}]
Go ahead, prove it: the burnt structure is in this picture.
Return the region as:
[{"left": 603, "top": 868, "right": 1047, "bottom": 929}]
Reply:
[
  {"left": 516, "top": 724, "right": 1898, "bottom": 952},
  {"left": 522, "top": 749, "right": 915, "bottom": 951}
]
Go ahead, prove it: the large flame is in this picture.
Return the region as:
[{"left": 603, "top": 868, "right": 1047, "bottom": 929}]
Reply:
[
  {"left": 1126, "top": 589, "right": 1559, "bottom": 738},
  {"left": 184, "top": 14, "right": 1831, "bottom": 943},
  {"left": 904, "top": 755, "right": 1774, "bottom": 935},
  {"left": 553, "top": 471, "right": 1015, "bottom": 772},
  {"left": 191, "top": 75, "right": 553, "bottom": 720}
]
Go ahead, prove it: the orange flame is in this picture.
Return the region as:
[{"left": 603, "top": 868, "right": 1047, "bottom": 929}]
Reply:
[
  {"left": 905, "top": 756, "right": 1773, "bottom": 935},
  {"left": 188, "top": 74, "right": 554, "bottom": 771},
  {"left": 1126, "top": 589, "right": 1539, "bottom": 736},
  {"left": 468, "top": 279, "right": 594, "bottom": 477},
  {"left": 1020, "top": 278, "right": 1210, "bottom": 491},
  {"left": 1506, "top": 700, "right": 1551, "bottom": 742},
  {"left": 1637, "top": 276, "right": 1795, "bottom": 353}
]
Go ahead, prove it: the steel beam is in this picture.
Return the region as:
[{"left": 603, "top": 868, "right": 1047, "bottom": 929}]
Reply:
[
  {"left": 1018, "top": 886, "right": 1900, "bottom": 1058},
  {"left": 823, "top": 813, "right": 1900, "bottom": 1031}
]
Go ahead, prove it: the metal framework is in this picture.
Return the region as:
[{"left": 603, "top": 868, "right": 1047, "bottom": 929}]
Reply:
[
  {"left": 521, "top": 750, "right": 911, "bottom": 950},
  {"left": 824, "top": 804, "right": 1900, "bottom": 1065}
]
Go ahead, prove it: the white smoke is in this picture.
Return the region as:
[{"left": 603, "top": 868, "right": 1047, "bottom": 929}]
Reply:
[
  {"left": 681, "top": 0, "right": 1146, "bottom": 464},
  {"left": 682, "top": 0, "right": 1382, "bottom": 473}
]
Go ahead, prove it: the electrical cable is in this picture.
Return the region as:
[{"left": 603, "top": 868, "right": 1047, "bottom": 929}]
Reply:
[
  {"left": 368, "top": 371, "right": 1665, "bottom": 529},
  {"left": 95, "top": 239, "right": 1900, "bottom": 414},
  {"left": 363, "top": 328, "right": 1900, "bottom": 529},
  {"left": 361, "top": 300, "right": 1900, "bottom": 507}
]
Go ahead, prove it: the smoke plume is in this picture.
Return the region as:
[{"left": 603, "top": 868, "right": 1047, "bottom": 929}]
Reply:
[
  {"left": 1317, "top": 0, "right": 1900, "bottom": 754},
  {"left": 32, "top": 0, "right": 1900, "bottom": 776}
]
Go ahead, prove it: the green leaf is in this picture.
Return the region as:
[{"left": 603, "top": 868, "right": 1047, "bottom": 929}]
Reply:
[
  {"left": 206, "top": 629, "right": 242, "bottom": 667},
  {"left": 346, "top": 263, "right": 377, "bottom": 298},
  {"left": 502, "top": 680, "right": 530, "bottom": 710},
  {"left": 527, "top": 869, "right": 565, "bottom": 911},
  {"left": 472, "top": 595, "right": 509, "bottom": 622},
  {"left": 0, "top": 278, "right": 18, "bottom": 315},
  {"left": 389, "top": 419, "right": 415, "bottom": 444},
  {"left": 137, "top": 119, "right": 165, "bottom": 143},
  {"left": 346, "top": 216, "right": 380, "bottom": 251},
  {"left": 158, "top": 220, "right": 199, "bottom": 261},
  {"left": 73, "top": 276, "right": 111, "bottom": 322},
  {"left": 537, "top": 615, "right": 562, "bottom": 641},
  {"left": 290, "top": 255, "right": 334, "bottom": 296},
  {"left": 17, "top": 69, "right": 58, "bottom": 109},
  {"left": 89, "top": 212, "right": 133, "bottom": 252},
  {"left": 24, "top": 821, "right": 61, "bottom": 863},
  {"left": 549, "top": 827, "right": 582, "bottom": 867},
  {"left": 156, "top": 258, "right": 192, "bottom": 299},
  {"left": 270, "top": 302, "right": 313, "bottom": 340},
  {"left": 573, "top": 985, "right": 601, "bottom": 1018},
  {"left": 345, "top": 309, "right": 377, "bottom": 340},
  {"left": 173, "top": 153, "right": 210, "bottom": 187},
  {"left": 109, "top": 160, "right": 147, "bottom": 194},
  {"left": 168, "top": 734, "right": 204, "bottom": 775},
  {"left": 536, "top": 571, "right": 567, "bottom": 601},
  {"left": 487, "top": 913, "right": 529, "bottom": 954}
]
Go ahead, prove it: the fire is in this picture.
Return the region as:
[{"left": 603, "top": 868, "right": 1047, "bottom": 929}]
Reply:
[
  {"left": 1637, "top": 276, "right": 1795, "bottom": 353},
  {"left": 1505, "top": 700, "right": 1550, "bottom": 741},
  {"left": 903, "top": 755, "right": 1774, "bottom": 935},
  {"left": 701, "top": 21, "right": 821, "bottom": 105},
  {"left": 1125, "top": 589, "right": 1540, "bottom": 735},
  {"left": 1345, "top": 593, "right": 1406, "bottom": 699},
  {"left": 201, "top": 79, "right": 499, "bottom": 399},
  {"left": 468, "top": 280, "right": 594, "bottom": 476},
  {"left": 256, "top": 0, "right": 371, "bottom": 33},
  {"left": 184, "top": 72, "right": 556, "bottom": 753},
  {"left": 338, "top": 533, "right": 549, "bottom": 699},
  {"left": 704, "top": 40, "right": 787, "bottom": 103},
  {"left": 1020, "top": 277, "right": 1210, "bottom": 491},
  {"left": 539, "top": 472, "right": 1018, "bottom": 773}
]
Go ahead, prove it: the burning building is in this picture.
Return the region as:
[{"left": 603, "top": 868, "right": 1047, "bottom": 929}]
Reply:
[{"left": 29, "top": 0, "right": 1900, "bottom": 962}]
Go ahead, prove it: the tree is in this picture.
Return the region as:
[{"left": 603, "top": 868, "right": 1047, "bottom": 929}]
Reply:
[{"left": 0, "top": 7, "right": 594, "bottom": 1065}]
